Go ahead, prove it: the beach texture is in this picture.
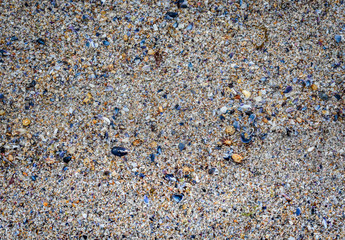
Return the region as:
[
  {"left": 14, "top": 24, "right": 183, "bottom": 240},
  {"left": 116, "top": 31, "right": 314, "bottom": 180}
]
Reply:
[{"left": 0, "top": 0, "right": 344, "bottom": 239}]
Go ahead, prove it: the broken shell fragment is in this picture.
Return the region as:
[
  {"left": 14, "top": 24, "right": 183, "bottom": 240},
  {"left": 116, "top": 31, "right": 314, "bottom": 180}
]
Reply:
[
  {"left": 232, "top": 154, "right": 243, "bottom": 163},
  {"left": 242, "top": 90, "right": 251, "bottom": 98}
]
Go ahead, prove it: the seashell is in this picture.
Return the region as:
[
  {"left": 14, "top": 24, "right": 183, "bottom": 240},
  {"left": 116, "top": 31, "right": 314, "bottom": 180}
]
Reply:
[
  {"left": 166, "top": 12, "right": 178, "bottom": 19},
  {"left": 132, "top": 139, "right": 143, "bottom": 146},
  {"left": 23, "top": 118, "right": 31, "bottom": 126},
  {"left": 233, "top": 121, "right": 240, "bottom": 130},
  {"left": 111, "top": 147, "right": 129, "bottom": 157},
  {"left": 178, "top": 143, "right": 185, "bottom": 151},
  {"left": 63, "top": 156, "right": 72, "bottom": 163},
  {"left": 225, "top": 126, "right": 235, "bottom": 135},
  {"left": 172, "top": 194, "right": 184, "bottom": 203},
  {"left": 232, "top": 154, "right": 243, "bottom": 163},
  {"left": 241, "top": 132, "right": 252, "bottom": 143},
  {"left": 208, "top": 167, "right": 218, "bottom": 175},
  {"left": 283, "top": 86, "right": 292, "bottom": 93},
  {"left": 144, "top": 195, "right": 149, "bottom": 204},
  {"left": 242, "top": 90, "right": 251, "bottom": 98},
  {"left": 249, "top": 114, "right": 256, "bottom": 124},
  {"left": 165, "top": 174, "right": 177, "bottom": 182},
  {"left": 157, "top": 146, "right": 162, "bottom": 155}
]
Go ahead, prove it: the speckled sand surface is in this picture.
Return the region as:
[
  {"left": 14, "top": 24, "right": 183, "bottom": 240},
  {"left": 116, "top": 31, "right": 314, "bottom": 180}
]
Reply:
[{"left": 0, "top": 1, "right": 345, "bottom": 239}]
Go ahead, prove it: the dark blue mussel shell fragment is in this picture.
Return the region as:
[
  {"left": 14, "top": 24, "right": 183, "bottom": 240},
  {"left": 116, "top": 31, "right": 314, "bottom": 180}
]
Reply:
[
  {"left": 172, "top": 194, "right": 184, "bottom": 203},
  {"left": 241, "top": 132, "right": 253, "bottom": 143},
  {"left": 165, "top": 174, "right": 177, "bottom": 182},
  {"left": 157, "top": 146, "right": 162, "bottom": 155},
  {"left": 283, "top": 86, "right": 292, "bottom": 93},
  {"left": 37, "top": 38, "right": 46, "bottom": 45},
  {"left": 111, "top": 147, "right": 129, "bottom": 157},
  {"left": 166, "top": 12, "right": 178, "bottom": 19}
]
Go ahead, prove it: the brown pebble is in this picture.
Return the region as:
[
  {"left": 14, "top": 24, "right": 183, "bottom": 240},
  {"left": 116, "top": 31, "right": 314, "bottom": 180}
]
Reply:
[
  {"left": 232, "top": 154, "right": 243, "bottom": 163},
  {"left": 23, "top": 118, "right": 31, "bottom": 126},
  {"left": 225, "top": 126, "right": 235, "bottom": 135}
]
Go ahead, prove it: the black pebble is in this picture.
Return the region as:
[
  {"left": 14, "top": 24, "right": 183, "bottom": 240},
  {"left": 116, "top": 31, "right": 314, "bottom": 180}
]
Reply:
[
  {"left": 28, "top": 80, "right": 36, "bottom": 88},
  {"left": 208, "top": 168, "right": 217, "bottom": 175},
  {"left": 334, "top": 94, "right": 341, "bottom": 101},
  {"left": 63, "top": 156, "right": 72, "bottom": 163},
  {"left": 37, "top": 38, "right": 45, "bottom": 45},
  {"left": 111, "top": 147, "right": 129, "bottom": 157},
  {"left": 166, "top": 12, "right": 178, "bottom": 18}
]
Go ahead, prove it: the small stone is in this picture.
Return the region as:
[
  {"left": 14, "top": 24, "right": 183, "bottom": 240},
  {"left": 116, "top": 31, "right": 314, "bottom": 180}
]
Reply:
[
  {"left": 63, "top": 156, "right": 72, "bottom": 163},
  {"left": 242, "top": 90, "right": 251, "bottom": 98},
  {"left": 0, "top": 110, "right": 5, "bottom": 116},
  {"left": 148, "top": 49, "right": 155, "bottom": 55},
  {"left": 123, "top": 35, "right": 128, "bottom": 41},
  {"left": 296, "top": 208, "right": 301, "bottom": 216},
  {"left": 45, "top": 157, "right": 55, "bottom": 164},
  {"left": 208, "top": 167, "right": 218, "bottom": 175},
  {"left": 335, "top": 35, "right": 342, "bottom": 43},
  {"left": 283, "top": 86, "right": 293, "bottom": 94},
  {"left": 296, "top": 117, "right": 302, "bottom": 123},
  {"left": 132, "top": 139, "right": 143, "bottom": 146},
  {"left": 177, "top": 0, "right": 188, "bottom": 8},
  {"left": 254, "top": 96, "right": 262, "bottom": 102},
  {"left": 144, "top": 195, "right": 149, "bottom": 204},
  {"left": 158, "top": 106, "right": 163, "bottom": 113},
  {"left": 149, "top": 141, "right": 157, "bottom": 148},
  {"left": 166, "top": 12, "right": 178, "bottom": 19},
  {"left": 111, "top": 147, "right": 129, "bottom": 157},
  {"left": 311, "top": 84, "right": 318, "bottom": 91},
  {"left": 37, "top": 38, "right": 45, "bottom": 45},
  {"left": 8, "top": 155, "right": 14, "bottom": 161},
  {"left": 172, "top": 194, "right": 183, "bottom": 203},
  {"left": 318, "top": 92, "right": 329, "bottom": 101},
  {"left": 178, "top": 143, "right": 185, "bottom": 151},
  {"left": 232, "top": 154, "right": 243, "bottom": 163},
  {"left": 307, "top": 147, "right": 314, "bottom": 152},
  {"left": 220, "top": 106, "right": 227, "bottom": 114},
  {"left": 23, "top": 118, "right": 31, "bottom": 126},
  {"left": 225, "top": 126, "right": 235, "bottom": 135}
]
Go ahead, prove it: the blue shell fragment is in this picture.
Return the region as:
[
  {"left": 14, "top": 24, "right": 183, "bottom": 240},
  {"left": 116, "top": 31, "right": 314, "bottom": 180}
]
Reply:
[
  {"left": 178, "top": 143, "right": 185, "bottom": 151},
  {"left": 319, "top": 92, "right": 329, "bottom": 101},
  {"left": 157, "top": 146, "right": 162, "bottom": 155},
  {"left": 249, "top": 114, "right": 256, "bottom": 124},
  {"left": 37, "top": 38, "right": 45, "bottom": 45},
  {"left": 283, "top": 86, "right": 292, "bottom": 93},
  {"left": 335, "top": 35, "right": 342, "bottom": 43},
  {"left": 241, "top": 132, "right": 252, "bottom": 143},
  {"left": 165, "top": 174, "right": 177, "bottom": 182},
  {"left": 172, "top": 194, "right": 183, "bottom": 203},
  {"left": 223, "top": 150, "right": 233, "bottom": 160},
  {"left": 111, "top": 147, "right": 129, "bottom": 157},
  {"left": 150, "top": 153, "right": 155, "bottom": 162},
  {"left": 166, "top": 12, "right": 178, "bottom": 19},
  {"left": 114, "top": 107, "right": 120, "bottom": 115},
  {"left": 233, "top": 121, "right": 240, "bottom": 130},
  {"left": 296, "top": 208, "right": 301, "bottom": 216},
  {"left": 144, "top": 195, "right": 149, "bottom": 204},
  {"left": 186, "top": 23, "right": 193, "bottom": 31},
  {"left": 63, "top": 156, "right": 72, "bottom": 163}
]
